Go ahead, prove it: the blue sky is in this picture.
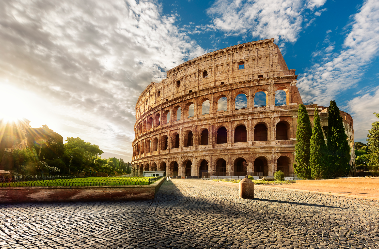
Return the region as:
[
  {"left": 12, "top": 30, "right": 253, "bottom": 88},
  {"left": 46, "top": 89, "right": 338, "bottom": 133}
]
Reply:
[{"left": 0, "top": 0, "right": 378, "bottom": 161}]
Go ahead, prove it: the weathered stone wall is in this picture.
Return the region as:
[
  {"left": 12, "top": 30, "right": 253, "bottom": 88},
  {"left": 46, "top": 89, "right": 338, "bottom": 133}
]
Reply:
[{"left": 132, "top": 39, "right": 354, "bottom": 177}]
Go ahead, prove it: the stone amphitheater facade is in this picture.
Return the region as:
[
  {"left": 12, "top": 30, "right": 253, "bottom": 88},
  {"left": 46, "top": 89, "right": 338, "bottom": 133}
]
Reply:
[{"left": 131, "top": 38, "right": 354, "bottom": 178}]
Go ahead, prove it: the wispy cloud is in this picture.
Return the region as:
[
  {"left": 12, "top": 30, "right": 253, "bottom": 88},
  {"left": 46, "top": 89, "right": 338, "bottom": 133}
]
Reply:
[
  {"left": 297, "top": 0, "right": 379, "bottom": 105},
  {"left": 0, "top": 0, "right": 205, "bottom": 160},
  {"left": 206, "top": 0, "right": 326, "bottom": 43}
]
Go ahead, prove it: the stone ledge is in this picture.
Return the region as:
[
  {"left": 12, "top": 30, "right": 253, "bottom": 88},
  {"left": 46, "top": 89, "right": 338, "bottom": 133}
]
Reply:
[{"left": 0, "top": 177, "right": 165, "bottom": 204}]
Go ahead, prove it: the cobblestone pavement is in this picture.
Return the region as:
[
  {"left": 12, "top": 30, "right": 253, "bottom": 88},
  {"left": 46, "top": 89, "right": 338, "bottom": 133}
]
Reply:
[{"left": 1, "top": 179, "right": 379, "bottom": 249}]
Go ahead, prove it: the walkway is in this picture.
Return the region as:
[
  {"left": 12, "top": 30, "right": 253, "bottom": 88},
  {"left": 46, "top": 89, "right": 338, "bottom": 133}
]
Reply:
[{"left": 0, "top": 179, "right": 378, "bottom": 248}]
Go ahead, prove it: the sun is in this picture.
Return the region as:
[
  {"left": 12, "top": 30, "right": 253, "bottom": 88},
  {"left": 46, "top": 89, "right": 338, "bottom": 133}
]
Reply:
[{"left": 0, "top": 83, "right": 29, "bottom": 123}]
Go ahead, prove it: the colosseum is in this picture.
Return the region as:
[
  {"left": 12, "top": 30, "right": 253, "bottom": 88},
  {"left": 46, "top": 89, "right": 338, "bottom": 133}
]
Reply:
[{"left": 131, "top": 38, "right": 354, "bottom": 178}]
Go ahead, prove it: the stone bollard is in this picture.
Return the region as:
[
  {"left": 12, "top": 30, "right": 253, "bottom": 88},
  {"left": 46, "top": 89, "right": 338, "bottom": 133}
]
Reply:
[{"left": 239, "top": 176, "right": 254, "bottom": 199}]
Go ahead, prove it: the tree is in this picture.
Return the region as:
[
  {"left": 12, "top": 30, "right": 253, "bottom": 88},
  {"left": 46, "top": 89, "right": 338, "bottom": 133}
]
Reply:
[
  {"left": 294, "top": 104, "right": 312, "bottom": 179},
  {"left": 327, "top": 100, "right": 351, "bottom": 177},
  {"left": 310, "top": 107, "right": 327, "bottom": 179},
  {"left": 355, "top": 142, "right": 369, "bottom": 170},
  {"left": 367, "top": 113, "right": 379, "bottom": 168}
]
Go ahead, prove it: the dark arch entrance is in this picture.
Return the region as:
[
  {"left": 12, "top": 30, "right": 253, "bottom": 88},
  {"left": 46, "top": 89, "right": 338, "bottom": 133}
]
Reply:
[
  {"left": 234, "top": 157, "right": 247, "bottom": 176},
  {"left": 159, "top": 162, "right": 166, "bottom": 175},
  {"left": 139, "top": 165, "right": 143, "bottom": 176},
  {"left": 254, "top": 123, "right": 267, "bottom": 141},
  {"left": 216, "top": 159, "right": 226, "bottom": 176},
  {"left": 217, "top": 126, "right": 227, "bottom": 144},
  {"left": 276, "top": 121, "right": 289, "bottom": 140},
  {"left": 185, "top": 131, "right": 193, "bottom": 147},
  {"left": 234, "top": 125, "right": 247, "bottom": 142},
  {"left": 185, "top": 160, "right": 192, "bottom": 177},
  {"left": 199, "top": 160, "right": 208, "bottom": 178},
  {"left": 254, "top": 157, "right": 268, "bottom": 176},
  {"left": 151, "top": 162, "right": 157, "bottom": 171},
  {"left": 170, "top": 162, "right": 179, "bottom": 177},
  {"left": 200, "top": 129, "right": 208, "bottom": 145},
  {"left": 277, "top": 156, "right": 290, "bottom": 176}
]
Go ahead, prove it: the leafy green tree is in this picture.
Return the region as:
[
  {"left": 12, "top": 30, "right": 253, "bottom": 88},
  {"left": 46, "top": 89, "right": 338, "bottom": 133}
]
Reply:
[
  {"left": 367, "top": 113, "right": 379, "bottom": 168},
  {"left": 355, "top": 142, "right": 369, "bottom": 170},
  {"left": 310, "top": 107, "right": 327, "bottom": 179},
  {"left": 327, "top": 100, "right": 351, "bottom": 177},
  {"left": 294, "top": 104, "right": 312, "bottom": 179}
]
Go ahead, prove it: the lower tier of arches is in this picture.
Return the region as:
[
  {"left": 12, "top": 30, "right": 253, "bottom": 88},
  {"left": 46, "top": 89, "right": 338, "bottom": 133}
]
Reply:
[{"left": 132, "top": 150, "right": 294, "bottom": 178}]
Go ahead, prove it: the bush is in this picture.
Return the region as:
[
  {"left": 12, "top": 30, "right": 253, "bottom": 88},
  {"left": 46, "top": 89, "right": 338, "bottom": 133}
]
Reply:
[{"left": 274, "top": 170, "right": 285, "bottom": 181}]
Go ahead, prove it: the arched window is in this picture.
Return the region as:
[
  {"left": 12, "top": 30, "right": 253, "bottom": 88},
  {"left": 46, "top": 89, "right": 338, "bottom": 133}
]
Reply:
[
  {"left": 235, "top": 94, "right": 247, "bottom": 110},
  {"left": 202, "top": 100, "right": 210, "bottom": 115},
  {"left": 234, "top": 157, "right": 247, "bottom": 176},
  {"left": 147, "top": 117, "right": 153, "bottom": 130},
  {"left": 152, "top": 138, "right": 158, "bottom": 152},
  {"left": 177, "top": 107, "right": 181, "bottom": 121},
  {"left": 172, "top": 133, "right": 179, "bottom": 148},
  {"left": 188, "top": 104, "right": 194, "bottom": 118},
  {"left": 155, "top": 114, "right": 160, "bottom": 127},
  {"left": 146, "top": 140, "right": 151, "bottom": 153},
  {"left": 275, "top": 90, "right": 287, "bottom": 106},
  {"left": 151, "top": 162, "right": 157, "bottom": 171},
  {"left": 203, "top": 70, "right": 208, "bottom": 78},
  {"left": 277, "top": 156, "right": 290, "bottom": 176},
  {"left": 254, "top": 157, "right": 268, "bottom": 176},
  {"left": 238, "top": 61, "right": 245, "bottom": 70},
  {"left": 161, "top": 135, "right": 168, "bottom": 150},
  {"left": 254, "top": 123, "right": 267, "bottom": 141},
  {"left": 163, "top": 110, "right": 170, "bottom": 124},
  {"left": 199, "top": 160, "right": 208, "bottom": 178},
  {"left": 217, "top": 97, "right": 227, "bottom": 111},
  {"left": 200, "top": 129, "right": 208, "bottom": 145},
  {"left": 216, "top": 159, "right": 226, "bottom": 175},
  {"left": 185, "top": 160, "right": 192, "bottom": 177},
  {"left": 276, "top": 121, "right": 289, "bottom": 140},
  {"left": 185, "top": 131, "right": 193, "bottom": 147},
  {"left": 159, "top": 162, "right": 166, "bottom": 172},
  {"left": 234, "top": 125, "right": 247, "bottom": 142},
  {"left": 217, "top": 126, "right": 227, "bottom": 144},
  {"left": 254, "top": 92, "right": 266, "bottom": 107},
  {"left": 170, "top": 162, "right": 179, "bottom": 177}
]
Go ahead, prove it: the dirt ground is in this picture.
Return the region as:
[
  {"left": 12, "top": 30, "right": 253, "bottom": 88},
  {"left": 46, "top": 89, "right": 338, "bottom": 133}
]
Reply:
[{"left": 266, "top": 177, "right": 379, "bottom": 200}]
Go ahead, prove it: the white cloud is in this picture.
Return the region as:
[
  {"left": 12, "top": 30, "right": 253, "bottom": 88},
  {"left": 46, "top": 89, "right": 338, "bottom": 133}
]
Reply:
[
  {"left": 207, "top": 0, "right": 326, "bottom": 42},
  {"left": 297, "top": 0, "right": 379, "bottom": 105},
  {"left": 0, "top": 0, "right": 205, "bottom": 160},
  {"left": 347, "top": 87, "right": 379, "bottom": 142}
]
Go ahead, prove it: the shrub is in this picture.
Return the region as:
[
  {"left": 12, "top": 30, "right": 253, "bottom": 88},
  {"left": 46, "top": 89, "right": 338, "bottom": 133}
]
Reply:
[{"left": 274, "top": 170, "right": 285, "bottom": 181}]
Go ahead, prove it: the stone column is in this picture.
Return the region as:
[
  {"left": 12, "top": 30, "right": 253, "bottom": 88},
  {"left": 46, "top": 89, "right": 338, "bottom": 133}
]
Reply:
[{"left": 247, "top": 162, "right": 253, "bottom": 176}]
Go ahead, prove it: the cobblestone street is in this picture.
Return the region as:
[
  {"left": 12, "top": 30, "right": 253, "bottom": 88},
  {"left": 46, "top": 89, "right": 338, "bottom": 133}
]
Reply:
[{"left": 1, "top": 179, "right": 379, "bottom": 249}]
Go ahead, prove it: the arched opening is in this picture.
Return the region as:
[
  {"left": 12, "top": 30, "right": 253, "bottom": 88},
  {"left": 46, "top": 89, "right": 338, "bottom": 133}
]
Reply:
[
  {"left": 277, "top": 156, "right": 290, "bottom": 177},
  {"left": 139, "top": 165, "right": 143, "bottom": 176},
  {"left": 152, "top": 137, "right": 158, "bottom": 152},
  {"left": 147, "top": 117, "right": 153, "bottom": 130},
  {"left": 151, "top": 162, "right": 157, "bottom": 171},
  {"left": 159, "top": 162, "right": 166, "bottom": 173},
  {"left": 184, "top": 131, "right": 193, "bottom": 147},
  {"left": 217, "top": 96, "right": 227, "bottom": 111},
  {"left": 234, "top": 125, "right": 247, "bottom": 142},
  {"left": 170, "top": 162, "right": 179, "bottom": 177},
  {"left": 276, "top": 121, "right": 289, "bottom": 140},
  {"left": 200, "top": 129, "right": 208, "bottom": 145},
  {"left": 172, "top": 133, "right": 180, "bottom": 148},
  {"left": 235, "top": 93, "right": 247, "bottom": 110},
  {"left": 161, "top": 135, "right": 168, "bottom": 150},
  {"left": 234, "top": 157, "right": 247, "bottom": 176},
  {"left": 254, "top": 91, "right": 266, "bottom": 107},
  {"left": 202, "top": 100, "right": 210, "bottom": 115},
  {"left": 163, "top": 110, "right": 170, "bottom": 124},
  {"left": 146, "top": 140, "right": 151, "bottom": 153},
  {"left": 199, "top": 160, "right": 208, "bottom": 178},
  {"left": 275, "top": 90, "right": 287, "bottom": 106},
  {"left": 140, "top": 142, "right": 144, "bottom": 154},
  {"left": 254, "top": 157, "right": 268, "bottom": 176},
  {"left": 238, "top": 61, "right": 244, "bottom": 70},
  {"left": 176, "top": 107, "right": 181, "bottom": 121},
  {"left": 145, "top": 164, "right": 149, "bottom": 171},
  {"left": 217, "top": 126, "right": 227, "bottom": 144},
  {"left": 216, "top": 159, "right": 226, "bottom": 176},
  {"left": 185, "top": 160, "right": 192, "bottom": 177},
  {"left": 203, "top": 70, "right": 208, "bottom": 78},
  {"left": 155, "top": 114, "right": 160, "bottom": 126},
  {"left": 254, "top": 123, "right": 267, "bottom": 141},
  {"left": 188, "top": 103, "right": 195, "bottom": 118}
]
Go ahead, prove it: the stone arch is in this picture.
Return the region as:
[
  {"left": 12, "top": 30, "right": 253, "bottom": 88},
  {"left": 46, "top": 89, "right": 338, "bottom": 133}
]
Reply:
[
  {"left": 215, "top": 158, "right": 226, "bottom": 175},
  {"left": 146, "top": 139, "right": 151, "bottom": 153},
  {"left": 162, "top": 110, "right": 170, "bottom": 124},
  {"left": 152, "top": 137, "right": 158, "bottom": 152},
  {"left": 184, "top": 130, "right": 194, "bottom": 147},
  {"left": 159, "top": 161, "right": 167, "bottom": 173},
  {"left": 161, "top": 135, "right": 168, "bottom": 150},
  {"left": 172, "top": 132, "right": 179, "bottom": 148},
  {"left": 254, "top": 91, "right": 267, "bottom": 107},
  {"left": 183, "top": 159, "right": 192, "bottom": 177},
  {"left": 275, "top": 90, "right": 287, "bottom": 106},
  {"left": 276, "top": 121, "right": 290, "bottom": 140},
  {"left": 144, "top": 163, "right": 149, "bottom": 171},
  {"left": 184, "top": 102, "right": 195, "bottom": 118},
  {"left": 254, "top": 156, "right": 268, "bottom": 176},
  {"left": 234, "top": 124, "right": 247, "bottom": 142},
  {"left": 235, "top": 93, "right": 247, "bottom": 110},
  {"left": 199, "top": 159, "right": 209, "bottom": 178},
  {"left": 254, "top": 123, "right": 268, "bottom": 141},
  {"left": 203, "top": 70, "right": 208, "bottom": 78},
  {"left": 154, "top": 113, "right": 160, "bottom": 126},
  {"left": 200, "top": 128, "right": 209, "bottom": 145},
  {"left": 234, "top": 157, "right": 247, "bottom": 176},
  {"left": 216, "top": 126, "right": 228, "bottom": 144},
  {"left": 151, "top": 162, "right": 157, "bottom": 171},
  {"left": 139, "top": 164, "right": 143, "bottom": 176},
  {"left": 217, "top": 96, "right": 228, "bottom": 111},
  {"left": 170, "top": 161, "right": 179, "bottom": 177},
  {"left": 147, "top": 117, "right": 153, "bottom": 130},
  {"left": 174, "top": 106, "right": 181, "bottom": 121},
  {"left": 277, "top": 156, "right": 290, "bottom": 176},
  {"left": 201, "top": 99, "right": 210, "bottom": 115},
  {"left": 238, "top": 61, "right": 245, "bottom": 70}
]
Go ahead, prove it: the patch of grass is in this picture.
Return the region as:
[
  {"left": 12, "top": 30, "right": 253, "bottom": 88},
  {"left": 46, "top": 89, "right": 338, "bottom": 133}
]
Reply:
[
  {"left": 0, "top": 177, "right": 161, "bottom": 187},
  {"left": 213, "top": 179, "right": 296, "bottom": 185}
]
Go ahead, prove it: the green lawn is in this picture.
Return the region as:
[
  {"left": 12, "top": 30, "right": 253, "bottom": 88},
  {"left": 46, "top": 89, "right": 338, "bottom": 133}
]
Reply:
[{"left": 0, "top": 176, "right": 161, "bottom": 187}]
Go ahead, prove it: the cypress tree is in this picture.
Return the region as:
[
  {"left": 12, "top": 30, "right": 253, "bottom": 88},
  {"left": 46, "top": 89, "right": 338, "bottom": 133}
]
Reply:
[
  {"left": 327, "top": 100, "right": 351, "bottom": 178},
  {"left": 310, "top": 106, "right": 327, "bottom": 179},
  {"left": 367, "top": 113, "right": 379, "bottom": 168},
  {"left": 294, "top": 104, "right": 312, "bottom": 179}
]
